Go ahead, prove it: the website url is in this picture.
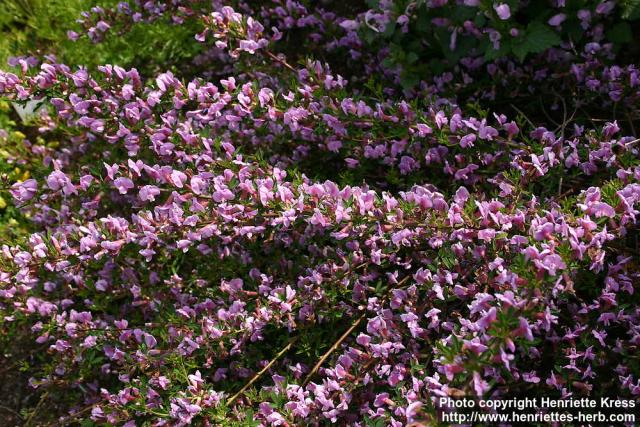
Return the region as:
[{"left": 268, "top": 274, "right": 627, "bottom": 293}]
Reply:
[{"left": 442, "top": 411, "right": 636, "bottom": 424}]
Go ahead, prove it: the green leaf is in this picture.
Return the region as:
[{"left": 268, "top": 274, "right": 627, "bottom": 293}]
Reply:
[
  {"left": 526, "top": 22, "right": 562, "bottom": 50},
  {"left": 473, "top": 13, "right": 486, "bottom": 28},
  {"left": 415, "top": 8, "right": 430, "bottom": 33},
  {"left": 484, "top": 39, "right": 511, "bottom": 61},
  {"left": 382, "top": 21, "right": 396, "bottom": 38},
  {"left": 606, "top": 22, "right": 633, "bottom": 43},
  {"left": 512, "top": 22, "right": 561, "bottom": 62},
  {"left": 621, "top": 0, "right": 640, "bottom": 19},
  {"left": 406, "top": 51, "right": 419, "bottom": 64}
]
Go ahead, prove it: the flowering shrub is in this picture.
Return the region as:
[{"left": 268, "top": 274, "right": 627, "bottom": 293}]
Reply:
[{"left": 1, "top": 0, "right": 640, "bottom": 425}]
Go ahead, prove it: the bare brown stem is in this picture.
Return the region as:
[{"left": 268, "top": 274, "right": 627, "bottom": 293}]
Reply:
[
  {"left": 301, "top": 311, "right": 366, "bottom": 387},
  {"left": 227, "top": 335, "right": 299, "bottom": 405}
]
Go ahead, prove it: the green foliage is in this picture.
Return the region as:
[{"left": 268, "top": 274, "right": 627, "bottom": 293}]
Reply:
[
  {"left": 606, "top": 22, "right": 633, "bottom": 44},
  {"left": 0, "top": 0, "right": 204, "bottom": 76},
  {"left": 0, "top": 0, "right": 639, "bottom": 424},
  {"left": 0, "top": 0, "right": 91, "bottom": 67},
  {"left": 621, "top": 0, "right": 640, "bottom": 19},
  {"left": 510, "top": 22, "right": 562, "bottom": 62},
  {"left": 360, "top": 0, "right": 640, "bottom": 93},
  {"left": 0, "top": 0, "right": 208, "bottom": 245}
]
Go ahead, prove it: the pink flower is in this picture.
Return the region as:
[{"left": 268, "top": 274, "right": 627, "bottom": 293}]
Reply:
[
  {"left": 239, "top": 40, "right": 262, "bottom": 54},
  {"left": 139, "top": 185, "right": 161, "bottom": 202},
  {"left": 47, "top": 170, "right": 77, "bottom": 195},
  {"left": 478, "top": 307, "right": 498, "bottom": 330},
  {"left": 113, "top": 177, "right": 134, "bottom": 194},
  {"left": 494, "top": 3, "right": 511, "bottom": 20},
  {"left": 170, "top": 170, "right": 187, "bottom": 188},
  {"left": 548, "top": 13, "right": 567, "bottom": 26},
  {"left": 9, "top": 179, "right": 37, "bottom": 202},
  {"left": 478, "top": 228, "right": 496, "bottom": 241},
  {"left": 514, "top": 317, "right": 534, "bottom": 341},
  {"left": 460, "top": 134, "right": 476, "bottom": 148},
  {"left": 535, "top": 253, "right": 566, "bottom": 276},
  {"left": 473, "top": 371, "right": 490, "bottom": 395}
]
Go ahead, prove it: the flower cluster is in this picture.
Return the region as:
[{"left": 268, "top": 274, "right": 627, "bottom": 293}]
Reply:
[{"left": 1, "top": 1, "right": 640, "bottom": 425}]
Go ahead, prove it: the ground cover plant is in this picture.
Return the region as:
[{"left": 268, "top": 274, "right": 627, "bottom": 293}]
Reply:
[{"left": 0, "top": 0, "right": 640, "bottom": 425}]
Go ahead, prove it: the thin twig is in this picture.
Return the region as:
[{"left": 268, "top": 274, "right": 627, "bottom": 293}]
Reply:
[
  {"left": 627, "top": 112, "right": 637, "bottom": 137},
  {"left": 557, "top": 177, "right": 563, "bottom": 197},
  {"left": 265, "top": 50, "right": 296, "bottom": 73},
  {"left": 0, "top": 360, "right": 18, "bottom": 376},
  {"left": 302, "top": 311, "right": 367, "bottom": 387},
  {"left": 625, "top": 138, "right": 640, "bottom": 148},
  {"left": 553, "top": 90, "right": 568, "bottom": 136},
  {"left": 301, "top": 274, "right": 412, "bottom": 387},
  {"left": 53, "top": 402, "right": 95, "bottom": 427},
  {"left": 539, "top": 97, "right": 561, "bottom": 129},
  {"left": 24, "top": 391, "right": 49, "bottom": 426},
  {"left": 509, "top": 103, "right": 535, "bottom": 129},
  {"left": 227, "top": 335, "right": 299, "bottom": 405},
  {"left": 0, "top": 405, "right": 23, "bottom": 421}
]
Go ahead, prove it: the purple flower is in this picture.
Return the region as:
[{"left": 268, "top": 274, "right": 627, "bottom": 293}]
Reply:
[
  {"left": 535, "top": 253, "right": 566, "bottom": 276},
  {"left": 460, "top": 134, "right": 476, "bottom": 148},
  {"left": 113, "top": 177, "right": 134, "bottom": 194},
  {"left": 514, "top": 317, "right": 534, "bottom": 341},
  {"left": 478, "top": 228, "right": 496, "bottom": 241},
  {"left": 139, "top": 185, "right": 161, "bottom": 202},
  {"left": 9, "top": 179, "right": 37, "bottom": 202},
  {"left": 477, "top": 307, "right": 498, "bottom": 330},
  {"left": 473, "top": 372, "right": 490, "bottom": 396},
  {"left": 144, "top": 333, "right": 157, "bottom": 348},
  {"left": 494, "top": 3, "right": 511, "bottom": 20},
  {"left": 595, "top": 1, "right": 615, "bottom": 15},
  {"left": 548, "top": 13, "right": 567, "bottom": 26},
  {"left": 46, "top": 170, "right": 76, "bottom": 195}
]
